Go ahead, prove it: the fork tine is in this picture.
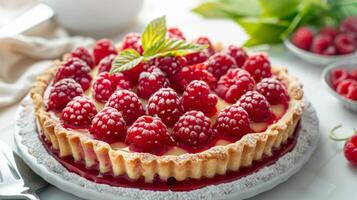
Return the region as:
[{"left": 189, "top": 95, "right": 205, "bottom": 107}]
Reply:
[{"left": 0, "top": 146, "right": 16, "bottom": 183}]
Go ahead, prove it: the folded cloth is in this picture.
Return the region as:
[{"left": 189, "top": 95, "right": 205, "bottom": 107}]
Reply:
[{"left": 0, "top": 26, "right": 94, "bottom": 108}]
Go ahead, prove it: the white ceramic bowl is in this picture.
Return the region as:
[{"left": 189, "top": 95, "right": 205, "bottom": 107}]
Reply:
[
  {"left": 284, "top": 38, "right": 357, "bottom": 66},
  {"left": 45, "top": 0, "right": 144, "bottom": 38},
  {"left": 322, "top": 60, "right": 357, "bottom": 112}
]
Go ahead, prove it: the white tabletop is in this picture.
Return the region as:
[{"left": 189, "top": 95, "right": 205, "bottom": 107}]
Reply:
[{"left": 0, "top": 0, "right": 356, "bottom": 199}]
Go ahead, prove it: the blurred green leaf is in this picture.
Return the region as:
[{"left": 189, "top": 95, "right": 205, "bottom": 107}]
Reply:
[
  {"left": 259, "top": 0, "right": 300, "bottom": 18},
  {"left": 191, "top": 2, "right": 237, "bottom": 18}
]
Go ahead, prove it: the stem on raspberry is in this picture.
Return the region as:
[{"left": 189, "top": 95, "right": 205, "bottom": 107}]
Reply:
[{"left": 329, "top": 125, "right": 357, "bottom": 141}]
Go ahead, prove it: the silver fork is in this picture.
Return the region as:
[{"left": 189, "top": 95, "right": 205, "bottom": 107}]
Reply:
[{"left": 0, "top": 141, "right": 39, "bottom": 200}]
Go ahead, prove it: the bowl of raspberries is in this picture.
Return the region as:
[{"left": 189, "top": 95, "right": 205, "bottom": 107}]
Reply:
[
  {"left": 322, "top": 60, "right": 357, "bottom": 112},
  {"left": 285, "top": 16, "right": 357, "bottom": 65}
]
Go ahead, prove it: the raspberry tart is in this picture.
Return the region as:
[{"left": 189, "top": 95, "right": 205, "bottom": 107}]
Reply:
[{"left": 30, "top": 17, "right": 304, "bottom": 191}]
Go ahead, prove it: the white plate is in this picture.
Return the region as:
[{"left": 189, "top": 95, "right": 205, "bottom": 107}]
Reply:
[{"left": 14, "top": 97, "right": 320, "bottom": 200}]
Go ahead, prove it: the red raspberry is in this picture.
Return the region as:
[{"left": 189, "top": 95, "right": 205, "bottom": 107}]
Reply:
[
  {"left": 106, "top": 90, "right": 145, "bottom": 125},
  {"left": 214, "top": 104, "right": 251, "bottom": 141},
  {"left": 350, "top": 69, "right": 357, "bottom": 80},
  {"left": 242, "top": 54, "right": 272, "bottom": 82},
  {"left": 93, "top": 39, "right": 118, "bottom": 65},
  {"left": 346, "top": 82, "right": 357, "bottom": 100},
  {"left": 60, "top": 96, "right": 97, "bottom": 129},
  {"left": 125, "top": 116, "right": 172, "bottom": 155},
  {"left": 122, "top": 62, "right": 148, "bottom": 84},
  {"left": 154, "top": 56, "right": 187, "bottom": 82},
  {"left": 237, "top": 91, "right": 271, "bottom": 122},
  {"left": 206, "top": 52, "right": 236, "bottom": 79},
  {"left": 344, "top": 134, "right": 357, "bottom": 166},
  {"left": 47, "top": 78, "right": 83, "bottom": 111},
  {"left": 225, "top": 45, "right": 248, "bottom": 67},
  {"left": 336, "top": 79, "right": 356, "bottom": 95},
  {"left": 137, "top": 67, "right": 170, "bottom": 99},
  {"left": 92, "top": 72, "right": 116, "bottom": 103},
  {"left": 256, "top": 78, "right": 290, "bottom": 105},
  {"left": 172, "top": 111, "right": 216, "bottom": 150},
  {"left": 195, "top": 36, "right": 215, "bottom": 55},
  {"left": 292, "top": 26, "right": 314, "bottom": 50},
  {"left": 330, "top": 69, "right": 350, "bottom": 89},
  {"left": 71, "top": 47, "right": 95, "bottom": 69},
  {"left": 98, "top": 54, "right": 116, "bottom": 73},
  {"left": 334, "top": 33, "right": 356, "bottom": 55},
  {"left": 185, "top": 50, "right": 209, "bottom": 66},
  {"left": 319, "top": 27, "right": 338, "bottom": 38},
  {"left": 311, "top": 34, "right": 336, "bottom": 55},
  {"left": 182, "top": 80, "right": 218, "bottom": 116},
  {"left": 167, "top": 27, "right": 186, "bottom": 40},
  {"left": 340, "top": 16, "right": 357, "bottom": 35},
  {"left": 147, "top": 88, "right": 184, "bottom": 126},
  {"left": 177, "top": 63, "right": 217, "bottom": 90},
  {"left": 111, "top": 72, "right": 132, "bottom": 90},
  {"left": 90, "top": 107, "right": 127, "bottom": 143},
  {"left": 216, "top": 68, "right": 255, "bottom": 103},
  {"left": 54, "top": 58, "right": 92, "bottom": 91},
  {"left": 120, "top": 33, "right": 143, "bottom": 54}
]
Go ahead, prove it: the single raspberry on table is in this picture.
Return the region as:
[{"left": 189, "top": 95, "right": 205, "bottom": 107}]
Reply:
[
  {"left": 147, "top": 88, "right": 184, "bottom": 126},
  {"left": 153, "top": 56, "right": 187, "bottom": 82},
  {"left": 330, "top": 69, "right": 351, "bottom": 89},
  {"left": 216, "top": 68, "right": 255, "bottom": 103},
  {"left": 93, "top": 39, "right": 118, "bottom": 65},
  {"left": 319, "top": 27, "right": 338, "bottom": 38},
  {"left": 214, "top": 104, "right": 251, "bottom": 141},
  {"left": 54, "top": 57, "right": 92, "bottom": 91},
  {"left": 137, "top": 67, "right": 170, "bottom": 99},
  {"left": 60, "top": 96, "right": 97, "bottom": 129},
  {"left": 98, "top": 54, "right": 116, "bottom": 73},
  {"left": 292, "top": 26, "right": 314, "bottom": 50},
  {"left": 71, "top": 47, "right": 95, "bottom": 69},
  {"left": 206, "top": 52, "right": 237, "bottom": 79},
  {"left": 182, "top": 80, "right": 218, "bottom": 116},
  {"left": 92, "top": 72, "right": 116, "bottom": 103},
  {"left": 242, "top": 54, "right": 272, "bottom": 82},
  {"left": 225, "top": 45, "right": 248, "bottom": 67},
  {"left": 90, "top": 107, "right": 127, "bottom": 143},
  {"left": 334, "top": 33, "right": 356, "bottom": 55},
  {"left": 311, "top": 34, "right": 336, "bottom": 55},
  {"left": 120, "top": 33, "right": 143, "bottom": 54},
  {"left": 329, "top": 126, "right": 357, "bottom": 167},
  {"left": 172, "top": 111, "right": 216, "bottom": 149},
  {"left": 125, "top": 116, "right": 172, "bottom": 155},
  {"left": 256, "top": 77, "right": 290, "bottom": 105},
  {"left": 106, "top": 90, "right": 145, "bottom": 125},
  {"left": 167, "top": 27, "right": 186, "bottom": 40},
  {"left": 176, "top": 63, "right": 217, "bottom": 90},
  {"left": 47, "top": 78, "right": 84, "bottom": 111},
  {"left": 237, "top": 91, "right": 271, "bottom": 122}
]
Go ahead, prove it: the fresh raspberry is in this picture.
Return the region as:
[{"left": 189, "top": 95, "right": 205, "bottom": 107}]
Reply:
[
  {"left": 336, "top": 79, "right": 356, "bottom": 95},
  {"left": 154, "top": 56, "right": 187, "bottom": 82},
  {"left": 185, "top": 50, "right": 209, "bottom": 66},
  {"left": 216, "top": 68, "right": 255, "bottom": 103},
  {"left": 137, "top": 67, "right": 170, "bottom": 99},
  {"left": 319, "top": 27, "right": 338, "bottom": 38},
  {"left": 256, "top": 78, "right": 290, "bottom": 105},
  {"left": 147, "top": 88, "right": 184, "bottom": 126},
  {"left": 206, "top": 52, "right": 236, "bottom": 79},
  {"left": 339, "top": 16, "right": 357, "bottom": 35},
  {"left": 214, "top": 104, "right": 251, "bottom": 140},
  {"left": 71, "top": 47, "right": 95, "bottom": 69},
  {"left": 47, "top": 78, "right": 84, "bottom": 111},
  {"left": 98, "top": 54, "right": 116, "bottom": 73},
  {"left": 311, "top": 34, "right": 336, "bottom": 55},
  {"left": 125, "top": 116, "right": 172, "bottom": 155},
  {"left": 346, "top": 82, "right": 357, "bottom": 100},
  {"left": 350, "top": 69, "right": 357, "bottom": 80},
  {"left": 182, "top": 80, "right": 218, "bottom": 116},
  {"left": 225, "top": 45, "right": 248, "bottom": 67},
  {"left": 92, "top": 72, "right": 116, "bottom": 103},
  {"left": 334, "top": 33, "right": 356, "bottom": 55},
  {"left": 172, "top": 111, "right": 216, "bottom": 150},
  {"left": 90, "top": 107, "right": 127, "bottom": 143},
  {"left": 344, "top": 134, "right": 357, "bottom": 166},
  {"left": 167, "top": 27, "right": 186, "bottom": 40},
  {"left": 237, "top": 91, "right": 271, "bottom": 122},
  {"left": 176, "top": 63, "right": 217, "bottom": 90},
  {"left": 106, "top": 90, "right": 145, "bottom": 125},
  {"left": 292, "top": 26, "right": 314, "bottom": 50},
  {"left": 195, "top": 36, "right": 215, "bottom": 55},
  {"left": 122, "top": 62, "right": 148, "bottom": 84},
  {"left": 93, "top": 39, "right": 118, "bottom": 65},
  {"left": 54, "top": 58, "right": 92, "bottom": 91},
  {"left": 60, "top": 96, "right": 97, "bottom": 129},
  {"left": 242, "top": 54, "right": 272, "bottom": 82},
  {"left": 330, "top": 69, "right": 350, "bottom": 89},
  {"left": 120, "top": 33, "right": 143, "bottom": 54},
  {"left": 110, "top": 72, "right": 132, "bottom": 90}
]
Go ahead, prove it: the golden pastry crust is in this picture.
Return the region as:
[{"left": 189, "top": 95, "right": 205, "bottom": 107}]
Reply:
[{"left": 31, "top": 59, "right": 304, "bottom": 183}]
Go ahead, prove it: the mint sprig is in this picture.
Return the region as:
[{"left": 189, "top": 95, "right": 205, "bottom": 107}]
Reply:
[{"left": 110, "top": 16, "right": 206, "bottom": 74}]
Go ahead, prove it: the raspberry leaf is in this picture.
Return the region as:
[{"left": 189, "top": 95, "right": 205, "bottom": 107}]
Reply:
[
  {"left": 141, "top": 16, "right": 167, "bottom": 52},
  {"left": 110, "top": 49, "right": 143, "bottom": 74}
]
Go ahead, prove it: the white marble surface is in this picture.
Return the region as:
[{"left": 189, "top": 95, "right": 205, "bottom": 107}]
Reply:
[{"left": 0, "top": 0, "right": 356, "bottom": 199}]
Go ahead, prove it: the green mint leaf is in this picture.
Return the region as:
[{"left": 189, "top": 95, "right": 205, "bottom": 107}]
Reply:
[
  {"left": 110, "top": 49, "right": 143, "bottom": 74},
  {"left": 141, "top": 16, "right": 167, "bottom": 52},
  {"left": 259, "top": 0, "right": 300, "bottom": 19},
  {"left": 192, "top": 2, "right": 238, "bottom": 18}
]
